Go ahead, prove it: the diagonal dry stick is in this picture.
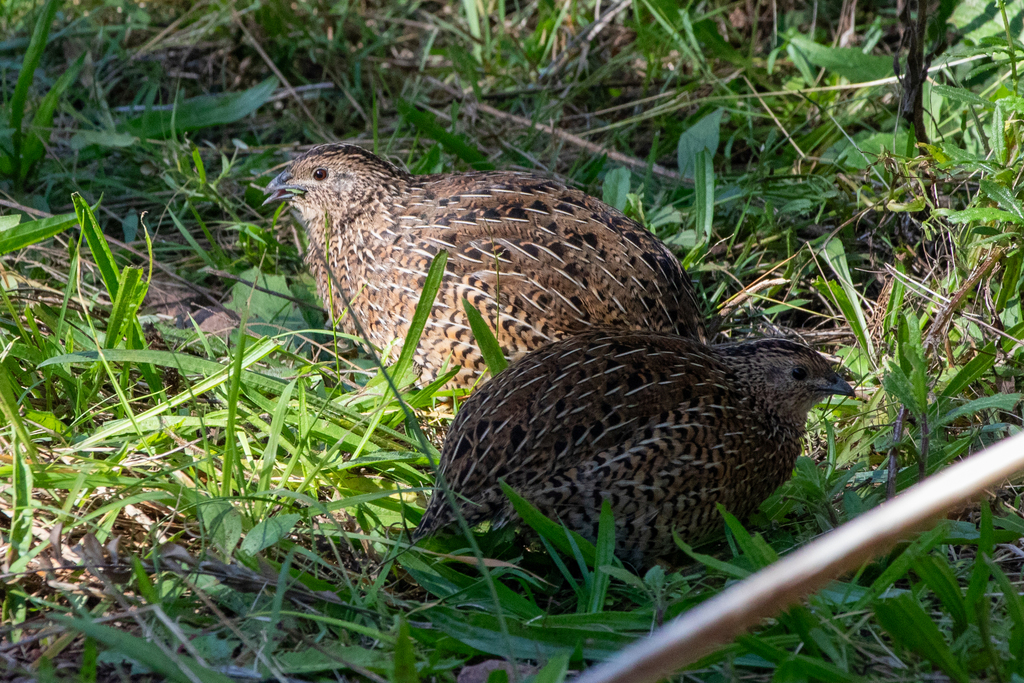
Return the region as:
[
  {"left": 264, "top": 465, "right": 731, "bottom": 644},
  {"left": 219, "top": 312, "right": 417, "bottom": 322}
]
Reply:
[
  {"left": 428, "top": 78, "right": 689, "bottom": 184},
  {"left": 231, "top": 10, "right": 332, "bottom": 141}
]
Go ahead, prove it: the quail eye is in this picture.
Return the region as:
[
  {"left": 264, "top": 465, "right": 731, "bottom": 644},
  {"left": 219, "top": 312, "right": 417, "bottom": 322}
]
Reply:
[
  {"left": 791, "top": 367, "right": 808, "bottom": 381},
  {"left": 313, "top": 168, "right": 328, "bottom": 181}
]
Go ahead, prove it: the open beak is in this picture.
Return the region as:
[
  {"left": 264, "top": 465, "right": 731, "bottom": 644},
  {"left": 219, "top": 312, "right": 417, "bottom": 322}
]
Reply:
[
  {"left": 262, "top": 170, "right": 305, "bottom": 205},
  {"left": 827, "top": 372, "right": 856, "bottom": 398}
]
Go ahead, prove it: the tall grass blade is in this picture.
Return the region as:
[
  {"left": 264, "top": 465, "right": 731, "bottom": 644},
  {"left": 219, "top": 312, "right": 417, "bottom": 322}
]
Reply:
[
  {"left": 501, "top": 481, "right": 597, "bottom": 567},
  {"left": 72, "top": 194, "right": 121, "bottom": 299},
  {"left": 7, "top": 0, "right": 60, "bottom": 183},
  {"left": 21, "top": 54, "right": 85, "bottom": 177},
  {"left": 462, "top": 298, "right": 507, "bottom": 374},
  {"left": 382, "top": 250, "right": 448, "bottom": 390},
  {"left": 588, "top": 500, "right": 616, "bottom": 614}
]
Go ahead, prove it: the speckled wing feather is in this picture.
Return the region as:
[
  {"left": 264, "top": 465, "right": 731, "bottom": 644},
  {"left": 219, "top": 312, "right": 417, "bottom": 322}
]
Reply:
[
  {"left": 380, "top": 174, "right": 706, "bottom": 385},
  {"left": 270, "top": 145, "right": 707, "bottom": 388},
  {"left": 417, "top": 331, "right": 797, "bottom": 562}
]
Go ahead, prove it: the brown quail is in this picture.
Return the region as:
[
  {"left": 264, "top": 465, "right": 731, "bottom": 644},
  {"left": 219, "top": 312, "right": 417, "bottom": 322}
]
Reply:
[
  {"left": 413, "top": 331, "right": 855, "bottom": 564},
  {"left": 263, "top": 144, "right": 707, "bottom": 387}
]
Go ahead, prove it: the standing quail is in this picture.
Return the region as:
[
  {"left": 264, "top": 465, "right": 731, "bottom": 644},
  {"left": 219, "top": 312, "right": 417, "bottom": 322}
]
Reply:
[
  {"left": 413, "top": 331, "right": 855, "bottom": 564},
  {"left": 263, "top": 144, "right": 706, "bottom": 387}
]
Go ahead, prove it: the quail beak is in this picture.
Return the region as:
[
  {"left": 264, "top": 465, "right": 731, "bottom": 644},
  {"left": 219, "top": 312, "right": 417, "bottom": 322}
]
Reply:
[
  {"left": 262, "top": 170, "right": 305, "bottom": 205},
  {"left": 826, "top": 372, "right": 856, "bottom": 398}
]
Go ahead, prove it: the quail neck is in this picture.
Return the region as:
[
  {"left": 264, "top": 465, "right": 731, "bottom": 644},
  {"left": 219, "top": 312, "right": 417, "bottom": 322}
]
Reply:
[{"left": 265, "top": 144, "right": 709, "bottom": 388}]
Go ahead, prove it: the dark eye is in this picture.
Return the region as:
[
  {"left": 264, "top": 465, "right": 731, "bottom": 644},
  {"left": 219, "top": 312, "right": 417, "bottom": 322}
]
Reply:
[
  {"left": 313, "top": 168, "right": 328, "bottom": 181},
  {"left": 791, "top": 367, "right": 808, "bottom": 381}
]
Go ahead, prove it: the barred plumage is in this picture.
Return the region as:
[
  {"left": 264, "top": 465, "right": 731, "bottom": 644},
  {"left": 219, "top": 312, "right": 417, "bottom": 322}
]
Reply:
[
  {"left": 413, "top": 331, "right": 855, "bottom": 564},
  {"left": 264, "top": 144, "right": 706, "bottom": 387}
]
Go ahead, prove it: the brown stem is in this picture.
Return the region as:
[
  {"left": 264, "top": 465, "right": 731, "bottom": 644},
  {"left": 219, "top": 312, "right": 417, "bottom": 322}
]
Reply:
[{"left": 887, "top": 405, "right": 908, "bottom": 500}]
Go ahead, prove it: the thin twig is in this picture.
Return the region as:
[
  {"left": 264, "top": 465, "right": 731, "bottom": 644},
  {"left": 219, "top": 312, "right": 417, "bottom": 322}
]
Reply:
[
  {"left": 231, "top": 10, "right": 332, "bottom": 141},
  {"left": 429, "top": 78, "right": 689, "bottom": 183},
  {"left": 887, "top": 405, "right": 907, "bottom": 500}
]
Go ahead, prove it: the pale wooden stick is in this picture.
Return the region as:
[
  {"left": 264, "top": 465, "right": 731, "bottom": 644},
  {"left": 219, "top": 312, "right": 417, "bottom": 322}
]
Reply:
[{"left": 577, "top": 430, "right": 1024, "bottom": 683}]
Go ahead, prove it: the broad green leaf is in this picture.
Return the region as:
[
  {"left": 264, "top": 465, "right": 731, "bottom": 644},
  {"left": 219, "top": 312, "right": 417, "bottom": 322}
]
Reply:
[
  {"left": 105, "top": 267, "right": 144, "bottom": 350},
  {"left": 21, "top": 54, "right": 85, "bottom": 176},
  {"left": 874, "top": 595, "right": 969, "bottom": 683},
  {"left": 788, "top": 35, "right": 893, "bottom": 82},
  {"left": 936, "top": 206, "right": 1022, "bottom": 225},
  {"left": 675, "top": 535, "right": 751, "bottom": 580},
  {"left": 463, "top": 298, "right": 508, "bottom": 375},
  {"left": 49, "top": 615, "right": 235, "bottom": 683},
  {"left": 122, "top": 77, "right": 277, "bottom": 139},
  {"left": 602, "top": 167, "right": 631, "bottom": 211},
  {"left": 197, "top": 499, "right": 243, "bottom": 557},
  {"left": 992, "top": 97, "right": 1007, "bottom": 165},
  {"left": 239, "top": 514, "right": 302, "bottom": 555},
  {"left": 677, "top": 108, "right": 723, "bottom": 179},
  {"left": 69, "top": 129, "right": 137, "bottom": 150},
  {"left": 818, "top": 240, "right": 873, "bottom": 357},
  {"left": 913, "top": 554, "right": 968, "bottom": 637},
  {"left": 0, "top": 211, "right": 77, "bottom": 255},
  {"left": 941, "top": 342, "right": 997, "bottom": 397},
  {"left": 932, "top": 84, "right": 995, "bottom": 109},
  {"left": 533, "top": 654, "right": 570, "bottom": 683},
  {"left": 980, "top": 178, "right": 1024, "bottom": 224},
  {"left": 937, "top": 393, "right": 1022, "bottom": 427},
  {"left": 72, "top": 194, "right": 121, "bottom": 300},
  {"left": 719, "top": 505, "right": 778, "bottom": 569}
]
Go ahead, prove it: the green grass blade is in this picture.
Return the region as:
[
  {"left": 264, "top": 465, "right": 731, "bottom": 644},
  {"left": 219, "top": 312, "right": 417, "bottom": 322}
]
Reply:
[
  {"left": 49, "top": 615, "right": 235, "bottom": 683},
  {"left": 694, "top": 149, "right": 714, "bottom": 244},
  {"left": 819, "top": 239, "right": 874, "bottom": 358},
  {"left": 392, "top": 616, "right": 419, "bottom": 683},
  {"left": 22, "top": 54, "right": 85, "bottom": 176},
  {"left": 222, "top": 321, "right": 248, "bottom": 497},
  {"left": 500, "top": 481, "right": 597, "bottom": 567},
  {"left": 8, "top": 0, "right": 60, "bottom": 181},
  {"left": 853, "top": 523, "right": 948, "bottom": 611},
  {"left": 873, "top": 595, "right": 970, "bottom": 683},
  {"left": 395, "top": 100, "right": 494, "bottom": 170},
  {"left": 385, "top": 250, "right": 448, "bottom": 388},
  {"left": 104, "top": 267, "right": 143, "bottom": 349},
  {"left": 913, "top": 554, "right": 969, "bottom": 637},
  {"left": 462, "top": 298, "right": 508, "bottom": 375},
  {"left": 588, "top": 499, "right": 616, "bottom": 614},
  {"left": 72, "top": 194, "right": 120, "bottom": 299},
  {"left": 0, "top": 211, "right": 78, "bottom": 255}
]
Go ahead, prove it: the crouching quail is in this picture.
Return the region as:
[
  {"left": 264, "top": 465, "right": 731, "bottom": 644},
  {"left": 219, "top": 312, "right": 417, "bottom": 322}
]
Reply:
[
  {"left": 263, "top": 144, "right": 707, "bottom": 388},
  {"left": 413, "top": 331, "right": 855, "bottom": 564}
]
